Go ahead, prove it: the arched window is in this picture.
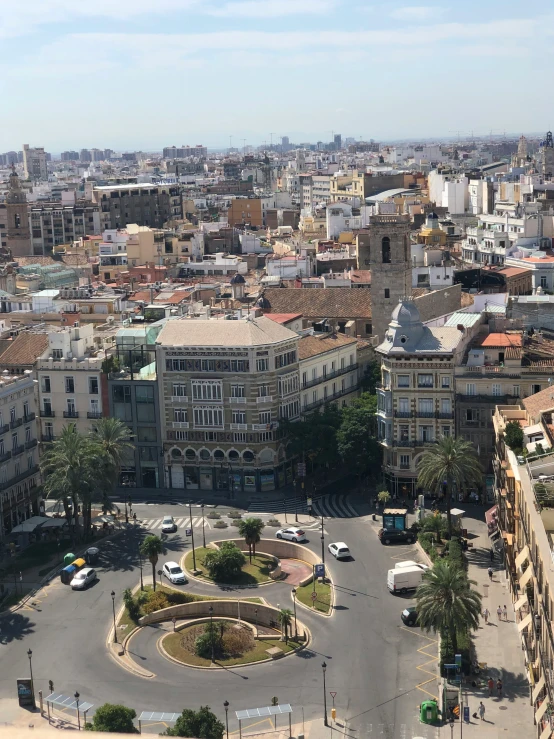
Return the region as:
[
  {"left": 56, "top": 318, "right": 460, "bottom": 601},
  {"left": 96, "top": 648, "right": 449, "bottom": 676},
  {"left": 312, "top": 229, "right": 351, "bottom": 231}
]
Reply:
[{"left": 382, "top": 236, "right": 391, "bottom": 264}]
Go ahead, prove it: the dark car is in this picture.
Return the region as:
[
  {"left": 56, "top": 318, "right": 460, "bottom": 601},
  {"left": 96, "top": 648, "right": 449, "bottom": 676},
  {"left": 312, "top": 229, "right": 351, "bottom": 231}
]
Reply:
[
  {"left": 401, "top": 606, "right": 418, "bottom": 626},
  {"left": 378, "top": 528, "right": 416, "bottom": 545}
]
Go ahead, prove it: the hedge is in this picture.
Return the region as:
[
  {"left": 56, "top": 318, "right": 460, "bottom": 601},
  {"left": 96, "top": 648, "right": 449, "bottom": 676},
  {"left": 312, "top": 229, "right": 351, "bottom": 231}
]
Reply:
[{"left": 440, "top": 628, "right": 471, "bottom": 675}]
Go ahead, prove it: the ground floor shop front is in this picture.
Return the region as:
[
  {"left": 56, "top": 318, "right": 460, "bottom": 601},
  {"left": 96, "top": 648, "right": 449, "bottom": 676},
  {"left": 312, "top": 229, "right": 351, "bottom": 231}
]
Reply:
[{"left": 165, "top": 462, "right": 298, "bottom": 495}]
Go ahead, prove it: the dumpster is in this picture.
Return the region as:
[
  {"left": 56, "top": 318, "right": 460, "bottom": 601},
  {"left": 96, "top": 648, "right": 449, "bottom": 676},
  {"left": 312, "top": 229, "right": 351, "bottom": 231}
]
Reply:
[
  {"left": 63, "top": 552, "right": 76, "bottom": 566},
  {"left": 85, "top": 547, "right": 100, "bottom": 565},
  {"left": 420, "top": 700, "right": 438, "bottom": 724},
  {"left": 72, "top": 557, "right": 86, "bottom": 570},
  {"left": 60, "top": 564, "right": 76, "bottom": 585}
]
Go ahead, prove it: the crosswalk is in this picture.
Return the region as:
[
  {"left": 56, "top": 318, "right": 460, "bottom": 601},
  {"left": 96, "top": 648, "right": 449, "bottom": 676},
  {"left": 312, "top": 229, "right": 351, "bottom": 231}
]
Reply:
[
  {"left": 247, "top": 493, "right": 358, "bottom": 518},
  {"left": 139, "top": 516, "right": 209, "bottom": 531}
]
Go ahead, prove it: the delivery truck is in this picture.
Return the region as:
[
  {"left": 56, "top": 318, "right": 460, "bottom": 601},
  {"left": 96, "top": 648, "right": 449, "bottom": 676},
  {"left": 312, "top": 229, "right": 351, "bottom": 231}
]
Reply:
[{"left": 387, "top": 565, "right": 426, "bottom": 594}]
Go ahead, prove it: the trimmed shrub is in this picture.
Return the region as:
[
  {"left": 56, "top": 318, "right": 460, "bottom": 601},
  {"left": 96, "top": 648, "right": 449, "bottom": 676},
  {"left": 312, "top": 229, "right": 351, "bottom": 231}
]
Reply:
[
  {"left": 266, "top": 518, "right": 281, "bottom": 527},
  {"left": 142, "top": 591, "right": 169, "bottom": 614},
  {"left": 228, "top": 510, "right": 242, "bottom": 518},
  {"left": 214, "top": 520, "right": 228, "bottom": 528},
  {"left": 207, "top": 512, "right": 221, "bottom": 519},
  {"left": 123, "top": 588, "right": 141, "bottom": 623}
]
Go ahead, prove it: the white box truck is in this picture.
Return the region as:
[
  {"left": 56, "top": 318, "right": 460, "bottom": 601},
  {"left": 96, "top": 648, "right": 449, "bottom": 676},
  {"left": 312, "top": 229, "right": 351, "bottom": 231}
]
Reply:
[
  {"left": 387, "top": 565, "right": 426, "bottom": 595},
  {"left": 395, "top": 560, "right": 429, "bottom": 571}
]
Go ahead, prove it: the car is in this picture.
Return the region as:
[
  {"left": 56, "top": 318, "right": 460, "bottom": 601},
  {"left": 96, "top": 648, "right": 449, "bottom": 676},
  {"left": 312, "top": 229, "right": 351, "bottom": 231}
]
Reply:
[
  {"left": 163, "top": 561, "right": 187, "bottom": 585},
  {"left": 328, "top": 542, "right": 350, "bottom": 559},
  {"left": 70, "top": 567, "right": 97, "bottom": 590},
  {"left": 161, "top": 516, "right": 177, "bottom": 533},
  {"left": 275, "top": 527, "right": 307, "bottom": 542},
  {"left": 401, "top": 606, "right": 419, "bottom": 626},
  {"left": 378, "top": 528, "right": 416, "bottom": 545}
]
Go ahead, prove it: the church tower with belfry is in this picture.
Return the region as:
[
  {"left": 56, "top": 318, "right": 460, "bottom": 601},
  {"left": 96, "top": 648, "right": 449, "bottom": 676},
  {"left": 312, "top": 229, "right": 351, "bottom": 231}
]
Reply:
[{"left": 5, "top": 166, "right": 32, "bottom": 257}]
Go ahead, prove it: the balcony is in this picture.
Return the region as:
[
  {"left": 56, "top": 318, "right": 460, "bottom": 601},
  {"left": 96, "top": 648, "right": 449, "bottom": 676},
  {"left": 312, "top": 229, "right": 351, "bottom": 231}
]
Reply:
[
  {"left": 0, "top": 451, "right": 11, "bottom": 463},
  {"left": 10, "top": 417, "right": 23, "bottom": 429},
  {"left": 0, "top": 465, "right": 40, "bottom": 491},
  {"left": 230, "top": 397, "right": 247, "bottom": 404},
  {"left": 394, "top": 411, "right": 412, "bottom": 418},
  {"left": 461, "top": 365, "right": 521, "bottom": 378},
  {"left": 24, "top": 413, "right": 36, "bottom": 423},
  {"left": 456, "top": 393, "right": 518, "bottom": 404},
  {"left": 170, "top": 396, "right": 189, "bottom": 404},
  {"left": 0, "top": 424, "right": 9, "bottom": 435},
  {"left": 302, "top": 385, "right": 359, "bottom": 413},
  {"left": 25, "top": 439, "right": 38, "bottom": 450},
  {"left": 172, "top": 421, "right": 189, "bottom": 429},
  {"left": 302, "top": 363, "right": 359, "bottom": 390},
  {"left": 40, "top": 409, "right": 55, "bottom": 418},
  {"left": 252, "top": 422, "right": 279, "bottom": 431},
  {"left": 230, "top": 423, "right": 248, "bottom": 430},
  {"left": 41, "top": 435, "right": 55, "bottom": 443},
  {"left": 437, "top": 412, "right": 454, "bottom": 420},
  {"left": 256, "top": 396, "right": 273, "bottom": 404},
  {"left": 416, "top": 411, "right": 435, "bottom": 419},
  {"left": 63, "top": 411, "right": 79, "bottom": 418},
  {"left": 11, "top": 444, "right": 25, "bottom": 457},
  {"left": 87, "top": 411, "right": 104, "bottom": 419}
]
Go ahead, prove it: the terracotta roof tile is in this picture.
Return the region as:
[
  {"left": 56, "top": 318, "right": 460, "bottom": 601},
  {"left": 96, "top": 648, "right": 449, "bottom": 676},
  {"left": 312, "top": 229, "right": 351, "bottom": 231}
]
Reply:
[
  {"left": 523, "top": 387, "right": 554, "bottom": 420},
  {"left": 298, "top": 333, "right": 358, "bottom": 360},
  {"left": 0, "top": 333, "right": 49, "bottom": 367},
  {"left": 263, "top": 288, "right": 371, "bottom": 319},
  {"left": 264, "top": 313, "right": 303, "bottom": 324},
  {"left": 476, "top": 333, "right": 523, "bottom": 348}
]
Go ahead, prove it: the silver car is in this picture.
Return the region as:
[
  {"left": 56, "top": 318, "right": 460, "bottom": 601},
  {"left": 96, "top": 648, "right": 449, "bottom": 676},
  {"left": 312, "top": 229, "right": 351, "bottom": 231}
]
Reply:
[
  {"left": 70, "top": 567, "right": 97, "bottom": 590},
  {"left": 163, "top": 561, "right": 187, "bottom": 585},
  {"left": 275, "top": 527, "right": 307, "bottom": 543},
  {"left": 161, "top": 516, "right": 177, "bottom": 533}
]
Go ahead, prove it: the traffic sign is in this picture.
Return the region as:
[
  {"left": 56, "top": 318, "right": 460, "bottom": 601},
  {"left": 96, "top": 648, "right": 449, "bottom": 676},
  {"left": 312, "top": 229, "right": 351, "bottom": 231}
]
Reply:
[
  {"left": 315, "top": 563, "right": 325, "bottom": 578},
  {"left": 186, "top": 528, "right": 192, "bottom": 536},
  {"left": 463, "top": 705, "right": 470, "bottom": 723},
  {"left": 297, "top": 463, "right": 306, "bottom": 477},
  {"left": 452, "top": 705, "right": 460, "bottom": 718},
  {"left": 271, "top": 697, "right": 278, "bottom": 706},
  {"left": 307, "top": 497, "right": 312, "bottom": 507},
  {"left": 330, "top": 692, "right": 337, "bottom": 699},
  {"left": 311, "top": 592, "right": 317, "bottom": 601}
]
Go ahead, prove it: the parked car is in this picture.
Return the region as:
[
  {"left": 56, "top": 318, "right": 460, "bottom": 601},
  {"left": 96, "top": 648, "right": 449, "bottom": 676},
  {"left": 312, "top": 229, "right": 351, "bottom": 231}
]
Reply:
[
  {"left": 163, "top": 561, "right": 187, "bottom": 585},
  {"left": 378, "top": 528, "right": 416, "bottom": 545},
  {"left": 401, "top": 606, "right": 419, "bottom": 626},
  {"left": 328, "top": 542, "right": 350, "bottom": 559},
  {"left": 70, "top": 567, "right": 97, "bottom": 590},
  {"left": 161, "top": 516, "right": 177, "bottom": 533},
  {"left": 275, "top": 527, "right": 307, "bottom": 543},
  {"left": 387, "top": 566, "right": 425, "bottom": 594}
]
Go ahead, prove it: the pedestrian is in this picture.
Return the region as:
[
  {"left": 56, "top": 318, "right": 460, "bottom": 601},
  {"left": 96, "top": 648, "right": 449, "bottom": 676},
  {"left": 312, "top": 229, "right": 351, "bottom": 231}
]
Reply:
[
  {"left": 478, "top": 701, "right": 485, "bottom": 721},
  {"left": 487, "top": 677, "right": 494, "bottom": 697},
  {"left": 483, "top": 607, "right": 490, "bottom": 624},
  {"left": 490, "top": 547, "right": 495, "bottom": 562},
  {"left": 497, "top": 679, "right": 503, "bottom": 698},
  {"left": 497, "top": 605, "right": 502, "bottom": 621},
  {"left": 488, "top": 567, "right": 493, "bottom": 581},
  {"left": 503, "top": 604, "right": 508, "bottom": 621},
  {"left": 133, "top": 511, "right": 137, "bottom": 522}
]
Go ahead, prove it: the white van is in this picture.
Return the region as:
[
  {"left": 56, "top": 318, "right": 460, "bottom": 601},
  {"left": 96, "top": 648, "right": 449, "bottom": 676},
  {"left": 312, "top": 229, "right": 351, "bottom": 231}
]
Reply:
[
  {"left": 387, "top": 565, "right": 425, "bottom": 595},
  {"left": 395, "top": 560, "right": 429, "bottom": 571}
]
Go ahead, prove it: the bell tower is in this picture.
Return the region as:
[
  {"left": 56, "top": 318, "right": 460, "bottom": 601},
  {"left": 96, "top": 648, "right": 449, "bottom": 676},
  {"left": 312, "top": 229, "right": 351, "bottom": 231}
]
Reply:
[
  {"left": 366, "top": 214, "right": 412, "bottom": 343},
  {"left": 5, "top": 166, "right": 32, "bottom": 256}
]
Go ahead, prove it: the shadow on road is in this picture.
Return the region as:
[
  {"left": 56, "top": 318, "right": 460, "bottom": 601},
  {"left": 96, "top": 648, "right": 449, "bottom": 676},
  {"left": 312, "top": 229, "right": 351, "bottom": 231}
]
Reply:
[
  {"left": 334, "top": 585, "right": 379, "bottom": 599},
  {"left": 0, "top": 612, "right": 35, "bottom": 643}
]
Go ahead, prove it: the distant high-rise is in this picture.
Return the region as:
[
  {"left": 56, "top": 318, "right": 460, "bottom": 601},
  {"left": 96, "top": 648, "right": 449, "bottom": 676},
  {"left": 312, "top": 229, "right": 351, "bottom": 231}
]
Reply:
[
  {"left": 22, "top": 144, "right": 48, "bottom": 180},
  {"left": 61, "top": 151, "right": 79, "bottom": 161},
  {"left": 334, "top": 134, "right": 342, "bottom": 150},
  {"left": 80, "top": 149, "right": 92, "bottom": 163}
]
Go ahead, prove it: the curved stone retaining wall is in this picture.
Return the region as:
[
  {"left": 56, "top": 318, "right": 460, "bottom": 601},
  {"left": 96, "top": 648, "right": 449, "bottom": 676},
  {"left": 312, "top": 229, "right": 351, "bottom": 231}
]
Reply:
[{"left": 213, "top": 538, "right": 320, "bottom": 566}]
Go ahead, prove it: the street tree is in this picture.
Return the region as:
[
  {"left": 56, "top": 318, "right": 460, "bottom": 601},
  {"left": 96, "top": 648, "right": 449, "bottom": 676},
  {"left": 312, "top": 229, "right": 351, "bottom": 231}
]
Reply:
[
  {"left": 237, "top": 517, "right": 265, "bottom": 563},
  {"left": 504, "top": 420, "right": 524, "bottom": 453},
  {"left": 90, "top": 418, "right": 133, "bottom": 511},
  {"left": 416, "top": 436, "right": 482, "bottom": 536},
  {"left": 337, "top": 393, "right": 380, "bottom": 479},
  {"left": 278, "top": 608, "right": 293, "bottom": 643},
  {"left": 421, "top": 512, "right": 447, "bottom": 544},
  {"left": 203, "top": 541, "right": 246, "bottom": 581},
  {"left": 282, "top": 404, "right": 341, "bottom": 473},
  {"left": 84, "top": 703, "right": 138, "bottom": 733},
  {"left": 377, "top": 490, "right": 391, "bottom": 507},
  {"left": 416, "top": 559, "right": 481, "bottom": 654},
  {"left": 164, "top": 706, "right": 224, "bottom": 738},
  {"left": 139, "top": 535, "right": 165, "bottom": 591}
]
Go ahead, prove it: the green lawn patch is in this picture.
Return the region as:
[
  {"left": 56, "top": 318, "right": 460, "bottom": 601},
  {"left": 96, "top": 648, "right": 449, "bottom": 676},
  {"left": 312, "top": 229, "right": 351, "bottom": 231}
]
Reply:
[
  {"left": 163, "top": 626, "right": 300, "bottom": 667},
  {"left": 184, "top": 547, "right": 275, "bottom": 585},
  {"left": 296, "top": 578, "right": 331, "bottom": 614}
]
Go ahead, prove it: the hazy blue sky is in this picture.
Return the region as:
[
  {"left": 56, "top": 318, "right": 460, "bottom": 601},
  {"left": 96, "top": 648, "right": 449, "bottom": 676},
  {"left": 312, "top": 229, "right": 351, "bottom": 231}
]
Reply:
[{"left": 0, "top": 1, "right": 552, "bottom": 152}]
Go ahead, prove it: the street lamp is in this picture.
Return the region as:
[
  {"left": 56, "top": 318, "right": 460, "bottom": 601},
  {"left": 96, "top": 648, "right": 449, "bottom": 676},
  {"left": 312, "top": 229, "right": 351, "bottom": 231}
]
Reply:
[
  {"left": 224, "top": 700, "right": 229, "bottom": 739},
  {"left": 74, "top": 691, "right": 81, "bottom": 731},
  {"left": 111, "top": 591, "right": 117, "bottom": 644},
  {"left": 27, "top": 649, "right": 35, "bottom": 704},
  {"left": 138, "top": 546, "right": 144, "bottom": 591},
  {"left": 201, "top": 503, "right": 206, "bottom": 548},
  {"left": 320, "top": 515, "right": 325, "bottom": 572},
  {"left": 189, "top": 502, "right": 197, "bottom": 572},
  {"left": 209, "top": 606, "right": 215, "bottom": 663},
  {"left": 292, "top": 588, "right": 297, "bottom": 639},
  {"left": 322, "top": 661, "right": 328, "bottom": 726},
  {"left": 254, "top": 607, "right": 258, "bottom": 634}
]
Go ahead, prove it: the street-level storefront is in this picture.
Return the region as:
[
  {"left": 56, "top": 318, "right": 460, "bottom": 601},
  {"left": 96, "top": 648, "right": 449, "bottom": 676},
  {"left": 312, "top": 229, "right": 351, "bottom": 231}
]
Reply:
[
  {"left": 166, "top": 463, "right": 296, "bottom": 495},
  {"left": 383, "top": 470, "right": 418, "bottom": 500}
]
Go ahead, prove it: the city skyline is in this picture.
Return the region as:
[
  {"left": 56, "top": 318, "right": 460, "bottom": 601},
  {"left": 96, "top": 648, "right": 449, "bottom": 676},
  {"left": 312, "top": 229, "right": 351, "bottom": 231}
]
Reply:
[{"left": 1, "top": 1, "right": 553, "bottom": 150}]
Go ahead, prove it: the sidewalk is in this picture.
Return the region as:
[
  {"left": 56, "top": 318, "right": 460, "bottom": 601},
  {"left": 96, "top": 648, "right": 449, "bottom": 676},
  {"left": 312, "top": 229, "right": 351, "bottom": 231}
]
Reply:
[{"left": 449, "top": 514, "right": 534, "bottom": 738}]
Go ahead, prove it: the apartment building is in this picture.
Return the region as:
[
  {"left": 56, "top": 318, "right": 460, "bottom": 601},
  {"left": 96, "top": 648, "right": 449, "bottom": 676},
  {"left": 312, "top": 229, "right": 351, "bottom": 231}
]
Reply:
[
  {"left": 29, "top": 201, "right": 100, "bottom": 254},
  {"left": 36, "top": 324, "right": 116, "bottom": 441},
  {"left": 493, "top": 402, "right": 554, "bottom": 738},
  {"left": 0, "top": 373, "right": 41, "bottom": 540},
  {"left": 455, "top": 328, "right": 554, "bottom": 473},
  {"left": 376, "top": 299, "right": 465, "bottom": 499},
  {"left": 330, "top": 171, "right": 405, "bottom": 203},
  {"left": 92, "top": 184, "right": 183, "bottom": 230},
  {"left": 298, "top": 333, "right": 359, "bottom": 414},
  {"left": 22, "top": 145, "right": 48, "bottom": 181},
  {"left": 156, "top": 316, "right": 300, "bottom": 494}
]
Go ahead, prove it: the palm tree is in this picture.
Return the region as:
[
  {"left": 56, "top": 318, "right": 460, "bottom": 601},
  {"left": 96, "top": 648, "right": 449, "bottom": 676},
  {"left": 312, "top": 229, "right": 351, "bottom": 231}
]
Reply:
[
  {"left": 416, "top": 559, "right": 482, "bottom": 654},
  {"left": 237, "top": 518, "right": 265, "bottom": 563},
  {"left": 417, "top": 436, "right": 482, "bottom": 536},
  {"left": 278, "top": 608, "right": 293, "bottom": 643},
  {"left": 421, "top": 512, "right": 446, "bottom": 544},
  {"left": 140, "top": 535, "right": 165, "bottom": 591},
  {"left": 90, "top": 418, "right": 133, "bottom": 511}
]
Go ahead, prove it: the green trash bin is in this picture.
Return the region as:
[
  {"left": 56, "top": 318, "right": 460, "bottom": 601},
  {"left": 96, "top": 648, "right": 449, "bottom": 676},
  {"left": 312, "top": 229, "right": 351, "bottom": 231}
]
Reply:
[
  {"left": 63, "top": 552, "right": 76, "bottom": 566},
  {"left": 420, "top": 700, "right": 438, "bottom": 724}
]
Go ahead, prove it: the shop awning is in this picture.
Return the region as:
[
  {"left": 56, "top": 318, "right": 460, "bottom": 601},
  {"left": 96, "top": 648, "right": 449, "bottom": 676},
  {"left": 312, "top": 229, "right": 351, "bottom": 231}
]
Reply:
[
  {"left": 10, "top": 516, "right": 50, "bottom": 534},
  {"left": 519, "top": 565, "right": 534, "bottom": 589},
  {"left": 518, "top": 612, "right": 533, "bottom": 632},
  {"left": 540, "top": 723, "right": 552, "bottom": 739},
  {"left": 514, "top": 593, "right": 528, "bottom": 611},
  {"left": 515, "top": 545, "right": 530, "bottom": 568},
  {"left": 532, "top": 675, "right": 546, "bottom": 703},
  {"left": 40, "top": 517, "right": 67, "bottom": 529},
  {"left": 535, "top": 699, "right": 548, "bottom": 724},
  {"left": 485, "top": 505, "right": 498, "bottom": 526}
]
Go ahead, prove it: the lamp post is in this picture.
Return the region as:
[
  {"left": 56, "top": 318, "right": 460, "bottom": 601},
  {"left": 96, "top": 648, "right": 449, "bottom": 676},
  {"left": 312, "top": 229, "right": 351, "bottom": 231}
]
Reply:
[
  {"left": 254, "top": 607, "right": 258, "bottom": 634},
  {"left": 209, "top": 606, "right": 215, "bottom": 663},
  {"left": 27, "top": 649, "right": 35, "bottom": 705},
  {"left": 322, "top": 661, "right": 328, "bottom": 726},
  {"left": 138, "top": 546, "right": 144, "bottom": 591},
  {"left": 201, "top": 503, "right": 206, "bottom": 548},
  {"left": 224, "top": 700, "right": 229, "bottom": 739},
  {"left": 111, "top": 590, "right": 117, "bottom": 643},
  {"left": 292, "top": 588, "right": 297, "bottom": 639},
  {"left": 189, "top": 502, "right": 197, "bottom": 572},
  {"left": 320, "top": 515, "right": 325, "bottom": 573},
  {"left": 74, "top": 691, "right": 81, "bottom": 731}
]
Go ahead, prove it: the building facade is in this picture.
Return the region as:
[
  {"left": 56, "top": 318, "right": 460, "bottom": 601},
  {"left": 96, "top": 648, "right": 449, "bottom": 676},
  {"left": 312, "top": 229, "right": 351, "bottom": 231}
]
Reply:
[
  {"left": 298, "top": 333, "right": 360, "bottom": 414},
  {"left": 93, "top": 184, "right": 183, "bottom": 230},
  {"left": 22, "top": 145, "right": 48, "bottom": 181},
  {"left": 4, "top": 167, "right": 32, "bottom": 257},
  {"left": 30, "top": 201, "right": 100, "bottom": 255},
  {"left": 0, "top": 374, "right": 41, "bottom": 540}
]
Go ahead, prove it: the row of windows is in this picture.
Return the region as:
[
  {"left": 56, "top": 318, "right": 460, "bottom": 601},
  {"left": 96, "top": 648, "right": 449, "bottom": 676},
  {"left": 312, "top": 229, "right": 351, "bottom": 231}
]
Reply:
[
  {"left": 0, "top": 403, "right": 30, "bottom": 427},
  {"left": 275, "top": 350, "right": 297, "bottom": 369},
  {"left": 0, "top": 454, "right": 36, "bottom": 483},
  {"left": 171, "top": 382, "right": 279, "bottom": 399},
  {"left": 41, "top": 376, "right": 99, "bottom": 394},
  {"left": 465, "top": 383, "right": 528, "bottom": 397},
  {"left": 174, "top": 408, "right": 273, "bottom": 425},
  {"left": 167, "top": 430, "right": 274, "bottom": 443},
  {"left": 389, "top": 374, "right": 451, "bottom": 389},
  {"left": 166, "top": 358, "right": 250, "bottom": 373}
]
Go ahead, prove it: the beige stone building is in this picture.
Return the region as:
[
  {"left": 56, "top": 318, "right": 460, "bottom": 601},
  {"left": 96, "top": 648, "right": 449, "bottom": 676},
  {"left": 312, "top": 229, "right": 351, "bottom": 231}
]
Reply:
[{"left": 298, "top": 333, "right": 360, "bottom": 414}]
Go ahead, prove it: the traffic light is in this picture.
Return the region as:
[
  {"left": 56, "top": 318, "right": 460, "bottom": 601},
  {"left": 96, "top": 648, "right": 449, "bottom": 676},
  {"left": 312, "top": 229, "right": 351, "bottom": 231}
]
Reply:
[{"left": 331, "top": 708, "right": 336, "bottom": 721}]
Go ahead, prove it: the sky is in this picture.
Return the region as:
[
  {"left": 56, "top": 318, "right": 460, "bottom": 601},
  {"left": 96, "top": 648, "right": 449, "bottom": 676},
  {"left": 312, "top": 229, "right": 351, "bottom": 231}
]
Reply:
[{"left": 0, "top": 0, "right": 553, "bottom": 152}]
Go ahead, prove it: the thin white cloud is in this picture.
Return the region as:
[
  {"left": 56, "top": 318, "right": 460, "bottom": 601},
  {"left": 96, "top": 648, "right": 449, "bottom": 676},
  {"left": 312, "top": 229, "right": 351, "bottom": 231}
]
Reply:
[
  {"left": 390, "top": 6, "right": 444, "bottom": 21},
  {"left": 207, "top": 0, "right": 336, "bottom": 17}
]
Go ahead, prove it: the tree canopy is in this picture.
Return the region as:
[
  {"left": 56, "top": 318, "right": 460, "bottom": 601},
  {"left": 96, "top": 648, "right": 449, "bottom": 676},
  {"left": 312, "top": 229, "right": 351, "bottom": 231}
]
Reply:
[
  {"left": 237, "top": 518, "right": 265, "bottom": 563},
  {"left": 203, "top": 541, "right": 246, "bottom": 581},
  {"left": 164, "top": 706, "right": 224, "bottom": 738},
  {"left": 84, "top": 703, "right": 138, "bottom": 733},
  {"left": 337, "top": 393, "right": 380, "bottom": 476},
  {"left": 504, "top": 420, "right": 524, "bottom": 453},
  {"left": 139, "top": 535, "right": 165, "bottom": 590}
]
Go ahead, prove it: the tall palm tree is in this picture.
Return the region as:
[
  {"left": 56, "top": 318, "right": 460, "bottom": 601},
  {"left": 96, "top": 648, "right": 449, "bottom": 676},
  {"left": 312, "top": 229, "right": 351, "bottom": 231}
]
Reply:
[
  {"left": 416, "top": 559, "right": 482, "bottom": 654},
  {"left": 90, "top": 418, "right": 133, "bottom": 511},
  {"left": 140, "top": 535, "right": 165, "bottom": 591},
  {"left": 278, "top": 608, "right": 293, "bottom": 643},
  {"left": 417, "top": 436, "right": 482, "bottom": 536},
  {"left": 237, "top": 518, "right": 265, "bottom": 563}
]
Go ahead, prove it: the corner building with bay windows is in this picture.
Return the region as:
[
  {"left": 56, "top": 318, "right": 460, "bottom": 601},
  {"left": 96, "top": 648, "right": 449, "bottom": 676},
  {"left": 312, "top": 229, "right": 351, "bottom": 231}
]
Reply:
[{"left": 156, "top": 316, "right": 300, "bottom": 495}]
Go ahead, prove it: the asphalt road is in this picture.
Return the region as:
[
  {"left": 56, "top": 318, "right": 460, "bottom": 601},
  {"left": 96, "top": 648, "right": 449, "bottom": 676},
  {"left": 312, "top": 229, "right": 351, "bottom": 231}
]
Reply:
[{"left": 0, "top": 501, "right": 440, "bottom": 738}]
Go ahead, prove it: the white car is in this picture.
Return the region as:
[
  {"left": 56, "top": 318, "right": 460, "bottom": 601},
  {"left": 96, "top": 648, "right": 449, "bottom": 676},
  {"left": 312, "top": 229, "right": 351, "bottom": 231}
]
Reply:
[
  {"left": 163, "top": 561, "right": 187, "bottom": 585},
  {"left": 161, "top": 516, "right": 177, "bottom": 533},
  {"left": 275, "top": 527, "right": 307, "bottom": 543},
  {"left": 328, "top": 542, "right": 350, "bottom": 560},
  {"left": 70, "top": 567, "right": 97, "bottom": 590}
]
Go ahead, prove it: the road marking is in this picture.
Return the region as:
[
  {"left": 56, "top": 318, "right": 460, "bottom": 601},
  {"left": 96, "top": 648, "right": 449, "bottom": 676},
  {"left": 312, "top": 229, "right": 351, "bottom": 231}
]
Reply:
[{"left": 399, "top": 626, "right": 439, "bottom": 701}]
